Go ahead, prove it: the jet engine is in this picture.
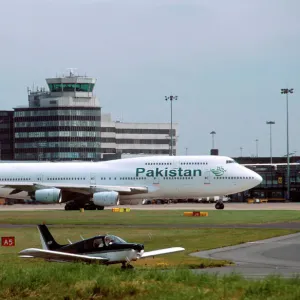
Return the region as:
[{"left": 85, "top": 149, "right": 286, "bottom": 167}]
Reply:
[
  {"left": 35, "top": 188, "right": 62, "bottom": 203},
  {"left": 93, "top": 191, "right": 120, "bottom": 206}
]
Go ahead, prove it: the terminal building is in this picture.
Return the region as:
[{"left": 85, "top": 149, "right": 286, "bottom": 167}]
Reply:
[
  {"left": 13, "top": 71, "right": 101, "bottom": 161},
  {"left": 1, "top": 72, "right": 177, "bottom": 161},
  {"left": 101, "top": 113, "right": 178, "bottom": 159},
  {"left": 0, "top": 110, "right": 14, "bottom": 160},
  {"left": 232, "top": 156, "right": 300, "bottom": 202}
]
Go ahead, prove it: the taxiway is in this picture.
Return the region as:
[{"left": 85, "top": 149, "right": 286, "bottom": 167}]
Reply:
[
  {"left": 1, "top": 202, "right": 300, "bottom": 211},
  {"left": 192, "top": 232, "right": 300, "bottom": 278}
]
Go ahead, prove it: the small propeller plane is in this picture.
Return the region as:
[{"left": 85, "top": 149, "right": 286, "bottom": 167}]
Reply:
[{"left": 19, "top": 224, "right": 185, "bottom": 269}]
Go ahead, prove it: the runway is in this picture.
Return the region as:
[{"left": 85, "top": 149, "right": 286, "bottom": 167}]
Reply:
[
  {"left": 191, "top": 232, "right": 300, "bottom": 279},
  {"left": 1, "top": 202, "right": 300, "bottom": 211}
]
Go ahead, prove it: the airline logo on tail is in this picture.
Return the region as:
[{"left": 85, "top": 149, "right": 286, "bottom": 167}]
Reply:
[{"left": 136, "top": 168, "right": 202, "bottom": 177}]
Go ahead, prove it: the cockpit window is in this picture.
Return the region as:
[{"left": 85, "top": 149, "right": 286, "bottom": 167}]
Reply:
[
  {"left": 104, "top": 235, "right": 127, "bottom": 245},
  {"left": 93, "top": 238, "right": 104, "bottom": 248},
  {"left": 226, "top": 160, "right": 236, "bottom": 164}
]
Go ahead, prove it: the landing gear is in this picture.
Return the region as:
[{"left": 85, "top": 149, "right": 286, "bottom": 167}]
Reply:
[
  {"left": 65, "top": 200, "right": 80, "bottom": 211},
  {"left": 84, "top": 202, "right": 104, "bottom": 210},
  {"left": 64, "top": 200, "right": 104, "bottom": 211},
  {"left": 215, "top": 201, "right": 224, "bottom": 210},
  {"left": 121, "top": 262, "right": 134, "bottom": 270}
]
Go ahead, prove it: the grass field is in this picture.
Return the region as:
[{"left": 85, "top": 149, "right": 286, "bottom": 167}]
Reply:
[
  {"left": 1, "top": 209, "right": 300, "bottom": 225},
  {"left": 0, "top": 226, "right": 298, "bottom": 268},
  {"left": 1, "top": 210, "right": 300, "bottom": 299},
  {"left": 1, "top": 263, "right": 300, "bottom": 300}
]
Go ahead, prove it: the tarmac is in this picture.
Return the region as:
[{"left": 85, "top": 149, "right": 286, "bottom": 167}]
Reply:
[
  {"left": 191, "top": 232, "right": 300, "bottom": 279},
  {"left": 1, "top": 202, "right": 300, "bottom": 211}
]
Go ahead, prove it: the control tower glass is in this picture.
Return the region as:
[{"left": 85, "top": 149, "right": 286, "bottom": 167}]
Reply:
[{"left": 48, "top": 83, "right": 95, "bottom": 93}]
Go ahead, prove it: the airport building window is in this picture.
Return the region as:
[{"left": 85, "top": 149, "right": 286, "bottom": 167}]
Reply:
[
  {"left": 15, "top": 120, "right": 100, "bottom": 128},
  {"left": 48, "top": 83, "right": 95, "bottom": 93},
  {"left": 116, "top": 139, "right": 170, "bottom": 145},
  {"left": 115, "top": 128, "right": 176, "bottom": 135},
  {"left": 14, "top": 108, "right": 100, "bottom": 118},
  {"left": 15, "top": 131, "right": 101, "bottom": 138}
]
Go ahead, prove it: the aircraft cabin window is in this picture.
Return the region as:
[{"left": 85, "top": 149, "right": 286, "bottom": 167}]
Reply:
[{"left": 93, "top": 238, "right": 104, "bottom": 248}]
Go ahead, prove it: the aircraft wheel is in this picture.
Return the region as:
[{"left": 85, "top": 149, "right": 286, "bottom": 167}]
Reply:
[
  {"left": 127, "top": 264, "right": 134, "bottom": 269},
  {"left": 65, "top": 202, "right": 72, "bottom": 210},
  {"left": 121, "top": 263, "right": 134, "bottom": 269},
  {"left": 95, "top": 205, "right": 104, "bottom": 210},
  {"left": 84, "top": 202, "right": 96, "bottom": 210},
  {"left": 65, "top": 201, "right": 80, "bottom": 211},
  {"left": 215, "top": 202, "right": 225, "bottom": 210}
]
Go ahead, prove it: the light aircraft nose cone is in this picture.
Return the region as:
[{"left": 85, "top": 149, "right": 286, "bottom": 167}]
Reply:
[{"left": 133, "top": 244, "right": 144, "bottom": 251}]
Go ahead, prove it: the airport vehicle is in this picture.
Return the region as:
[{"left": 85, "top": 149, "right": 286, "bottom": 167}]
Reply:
[
  {"left": 0, "top": 155, "right": 262, "bottom": 210},
  {"left": 19, "top": 224, "right": 185, "bottom": 269}
]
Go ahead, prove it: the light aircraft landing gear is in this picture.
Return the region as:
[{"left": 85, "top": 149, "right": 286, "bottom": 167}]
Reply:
[
  {"left": 215, "top": 201, "right": 224, "bottom": 210},
  {"left": 121, "top": 262, "right": 134, "bottom": 270}
]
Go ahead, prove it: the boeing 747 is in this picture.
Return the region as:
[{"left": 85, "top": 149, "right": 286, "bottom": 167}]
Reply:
[{"left": 0, "top": 155, "right": 262, "bottom": 210}]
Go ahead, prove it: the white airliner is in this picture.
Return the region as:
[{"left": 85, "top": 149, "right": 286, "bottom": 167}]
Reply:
[{"left": 0, "top": 155, "right": 262, "bottom": 210}]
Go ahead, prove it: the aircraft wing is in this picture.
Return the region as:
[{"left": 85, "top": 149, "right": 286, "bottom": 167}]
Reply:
[
  {"left": 140, "top": 247, "right": 185, "bottom": 259},
  {"left": 2, "top": 182, "right": 156, "bottom": 196},
  {"left": 19, "top": 248, "right": 109, "bottom": 263}
]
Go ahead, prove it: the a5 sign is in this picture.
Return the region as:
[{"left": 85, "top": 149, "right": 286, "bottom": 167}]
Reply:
[{"left": 1, "top": 236, "right": 15, "bottom": 247}]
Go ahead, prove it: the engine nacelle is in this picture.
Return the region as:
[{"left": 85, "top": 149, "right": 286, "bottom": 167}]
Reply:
[
  {"left": 35, "top": 188, "right": 62, "bottom": 203},
  {"left": 93, "top": 191, "right": 120, "bottom": 206}
]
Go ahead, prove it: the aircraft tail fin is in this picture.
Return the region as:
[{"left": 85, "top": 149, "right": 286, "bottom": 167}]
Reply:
[{"left": 37, "top": 224, "right": 63, "bottom": 250}]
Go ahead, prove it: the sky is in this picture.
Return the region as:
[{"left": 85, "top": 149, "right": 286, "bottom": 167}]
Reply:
[{"left": 1, "top": 0, "right": 300, "bottom": 157}]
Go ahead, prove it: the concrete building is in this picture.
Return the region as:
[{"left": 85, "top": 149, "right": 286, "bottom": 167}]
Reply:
[
  {"left": 13, "top": 71, "right": 101, "bottom": 161},
  {"left": 0, "top": 110, "right": 14, "bottom": 160},
  {"left": 101, "top": 113, "right": 178, "bottom": 158}
]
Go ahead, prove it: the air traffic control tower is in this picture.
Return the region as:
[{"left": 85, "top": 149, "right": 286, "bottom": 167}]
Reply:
[{"left": 14, "top": 70, "right": 101, "bottom": 161}]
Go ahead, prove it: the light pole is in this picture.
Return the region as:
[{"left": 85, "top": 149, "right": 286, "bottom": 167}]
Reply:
[
  {"left": 255, "top": 139, "right": 259, "bottom": 157},
  {"left": 0, "top": 119, "right": 3, "bottom": 160},
  {"left": 240, "top": 147, "right": 243, "bottom": 157},
  {"left": 185, "top": 147, "right": 188, "bottom": 155},
  {"left": 210, "top": 131, "right": 216, "bottom": 149},
  {"left": 281, "top": 88, "right": 294, "bottom": 200},
  {"left": 266, "top": 121, "right": 275, "bottom": 164},
  {"left": 165, "top": 95, "right": 178, "bottom": 156}
]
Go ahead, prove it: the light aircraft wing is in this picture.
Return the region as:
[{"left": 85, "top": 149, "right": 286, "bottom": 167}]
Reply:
[
  {"left": 19, "top": 248, "right": 109, "bottom": 263},
  {"left": 140, "top": 247, "right": 185, "bottom": 259}
]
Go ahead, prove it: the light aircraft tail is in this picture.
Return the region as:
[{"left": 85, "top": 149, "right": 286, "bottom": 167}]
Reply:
[{"left": 37, "top": 224, "right": 64, "bottom": 251}]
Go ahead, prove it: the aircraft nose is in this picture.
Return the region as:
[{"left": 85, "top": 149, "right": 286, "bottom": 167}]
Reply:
[
  {"left": 250, "top": 170, "right": 263, "bottom": 186},
  {"left": 255, "top": 173, "right": 263, "bottom": 184},
  {"left": 133, "top": 244, "right": 144, "bottom": 251}
]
